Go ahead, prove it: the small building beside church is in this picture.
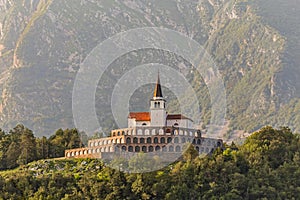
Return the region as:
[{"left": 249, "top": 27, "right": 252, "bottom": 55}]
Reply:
[{"left": 65, "top": 73, "right": 223, "bottom": 159}]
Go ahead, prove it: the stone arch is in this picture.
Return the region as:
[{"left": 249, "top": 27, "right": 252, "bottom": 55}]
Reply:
[
  {"left": 174, "top": 137, "right": 179, "bottom": 143},
  {"left": 175, "top": 146, "right": 181, "bottom": 152},
  {"left": 167, "top": 137, "right": 172, "bottom": 143},
  {"left": 137, "top": 129, "right": 143, "bottom": 135},
  {"left": 148, "top": 146, "right": 154, "bottom": 152},
  {"left": 135, "top": 146, "right": 140, "bottom": 152},
  {"left": 160, "top": 137, "right": 166, "bottom": 144},
  {"left": 117, "top": 131, "right": 120, "bottom": 136},
  {"left": 192, "top": 139, "right": 196, "bottom": 144},
  {"left": 128, "top": 146, "right": 133, "bottom": 152},
  {"left": 66, "top": 152, "right": 70, "bottom": 157},
  {"left": 162, "top": 146, "right": 167, "bottom": 152},
  {"left": 196, "top": 146, "right": 200, "bottom": 152},
  {"left": 154, "top": 137, "right": 158, "bottom": 144},
  {"left": 159, "top": 129, "right": 164, "bottom": 135},
  {"left": 126, "top": 137, "right": 131, "bottom": 144},
  {"left": 110, "top": 146, "right": 114, "bottom": 152},
  {"left": 181, "top": 137, "right": 186, "bottom": 143},
  {"left": 71, "top": 152, "right": 74, "bottom": 157},
  {"left": 142, "top": 146, "right": 147, "bottom": 152},
  {"left": 152, "top": 129, "right": 156, "bottom": 135},
  {"left": 169, "top": 146, "right": 174, "bottom": 152},
  {"left": 147, "top": 137, "right": 152, "bottom": 144},
  {"left": 155, "top": 146, "right": 161, "bottom": 151},
  {"left": 88, "top": 149, "right": 92, "bottom": 154},
  {"left": 179, "top": 130, "right": 183, "bottom": 135},
  {"left": 145, "top": 129, "right": 150, "bottom": 135},
  {"left": 174, "top": 130, "right": 179, "bottom": 135},
  {"left": 122, "top": 146, "right": 127, "bottom": 151},
  {"left": 197, "top": 139, "right": 201, "bottom": 145},
  {"left": 133, "top": 137, "right": 138, "bottom": 144},
  {"left": 140, "top": 138, "right": 145, "bottom": 144}
]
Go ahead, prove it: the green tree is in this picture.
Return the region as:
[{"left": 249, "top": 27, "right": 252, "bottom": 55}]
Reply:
[{"left": 17, "top": 128, "right": 37, "bottom": 165}]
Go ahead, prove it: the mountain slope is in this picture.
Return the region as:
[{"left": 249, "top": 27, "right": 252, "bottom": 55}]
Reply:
[{"left": 0, "top": 0, "right": 299, "bottom": 138}]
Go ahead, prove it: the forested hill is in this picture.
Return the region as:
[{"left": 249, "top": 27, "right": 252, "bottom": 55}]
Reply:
[
  {"left": 0, "top": 126, "right": 300, "bottom": 199},
  {"left": 0, "top": 0, "right": 299, "bottom": 138}
]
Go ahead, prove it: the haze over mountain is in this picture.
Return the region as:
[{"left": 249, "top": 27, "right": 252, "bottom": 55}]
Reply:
[{"left": 0, "top": 0, "right": 299, "bottom": 139}]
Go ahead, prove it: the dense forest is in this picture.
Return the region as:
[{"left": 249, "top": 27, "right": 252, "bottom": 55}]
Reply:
[
  {"left": 0, "top": 124, "right": 84, "bottom": 170},
  {"left": 0, "top": 126, "right": 299, "bottom": 199}
]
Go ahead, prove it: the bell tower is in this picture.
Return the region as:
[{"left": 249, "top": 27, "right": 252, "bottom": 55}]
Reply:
[{"left": 150, "top": 72, "right": 167, "bottom": 126}]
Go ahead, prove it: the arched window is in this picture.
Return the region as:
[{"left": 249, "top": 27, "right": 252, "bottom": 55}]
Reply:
[
  {"left": 160, "top": 137, "right": 165, "bottom": 144},
  {"left": 174, "top": 137, "right": 179, "bottom": 143},
  {"left": 196, "top": 146, "right": 200, "bottom": 152},
  {"left": 181, "top": 137, "right": 186, "bottom": 143},
  {"left": 192, "top": 139, "right": 196, "bottom": 144},
  {"left": 167, "top": 137, "right": 172, "bottom": 143},
  {"left": 154, "top": 137, "right": 158, "bottom": 144},
  {"left": 162, "top": 146, "right": 167, "bottom": 152},
  {"left": 133, "top": 137, "right": 138, "bottom": 144},
  {"left": 140, "top": 138, "right": 145, "bottom": 144},
  {"left": 155, "top": 146, "right": 160, "bottom": 151},
  {"left": 149, "top": 146, "right": 154, "bottom": 152},
  {"left": 122, "top": 146, "right": 126, "bottom": 152},
  {"left": 117, "top": 131, "right": 120, "bottom": 136},
  {"left": 142, "top": 123, "right": 147, "bottom": 126},
  {"left": 147, "top": 137, "right": 152, "bottom": 144},
  {"left": 135, "top": 146, "right": 140, "bottom": 152},
  {"left": 169, "top": 146, "right": 174, "bottom": 152},
  {"left": 128, "top": 146, "right": 133, "bottom": 152},
  {"left": 142, "top": 146, "right": 147, "bottom": 152},
  {"left": 174, "top": 123, "right": 179, "bottom": 127},
  {"left": 175, "top": 146, "right": 181, "bottom": 152},
  {"left": 126, "top": 137, "right": 131, "bottom": 144},
  {"left": 197, "top": 139, "right": 201, "bottom": 145}
]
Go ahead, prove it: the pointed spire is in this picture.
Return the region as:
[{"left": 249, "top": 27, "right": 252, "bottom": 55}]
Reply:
[{"left": 153, "top": 71, "right": 163, "bottom": 98}]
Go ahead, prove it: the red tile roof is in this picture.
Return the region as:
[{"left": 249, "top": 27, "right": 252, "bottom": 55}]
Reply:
[
  {"left": 128, "top": 112, "right": 151, "bottom": 121},
  {"left": 167, "top": 114, "right": 192, "bottom": 121}
]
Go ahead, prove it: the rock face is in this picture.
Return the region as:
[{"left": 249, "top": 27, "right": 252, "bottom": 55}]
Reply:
[{"left": 0, "top": 0, "right": 299, "bottom": 137}]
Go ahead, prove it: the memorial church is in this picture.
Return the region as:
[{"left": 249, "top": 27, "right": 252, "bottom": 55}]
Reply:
[{"left": 65, "top": 73, "right": 223, "bottom": 159}]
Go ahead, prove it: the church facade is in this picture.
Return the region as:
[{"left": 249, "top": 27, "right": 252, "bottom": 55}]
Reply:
[{"left": 65, "top": 73, "right": 223, "bottom": 159}]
